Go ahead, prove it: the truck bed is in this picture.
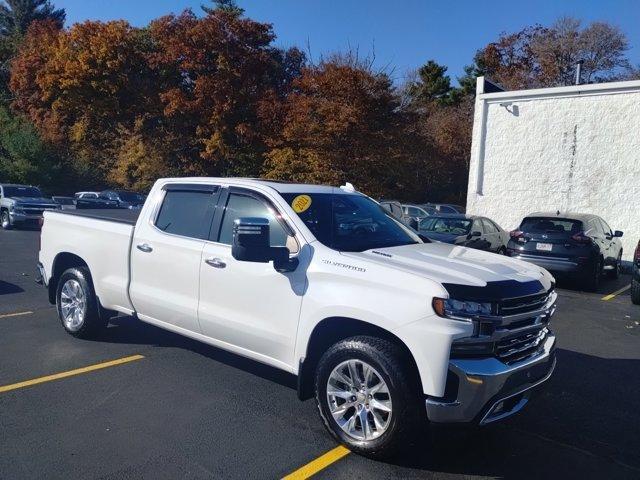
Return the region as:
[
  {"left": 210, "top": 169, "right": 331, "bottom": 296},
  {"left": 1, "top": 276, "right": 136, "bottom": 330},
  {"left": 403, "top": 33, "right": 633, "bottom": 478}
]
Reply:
[
  {"left": 40, "top": 208, "right": 138, "bottom": 315},
  {"left": 58, "top": 208, "right": 141, "bottom": 225}
]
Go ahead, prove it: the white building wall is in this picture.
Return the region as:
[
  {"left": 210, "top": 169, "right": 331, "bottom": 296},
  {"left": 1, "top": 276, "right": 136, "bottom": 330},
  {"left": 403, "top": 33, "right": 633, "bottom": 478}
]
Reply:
[{"left": 467, "top": 77, "right": 640, "bottom": 260}]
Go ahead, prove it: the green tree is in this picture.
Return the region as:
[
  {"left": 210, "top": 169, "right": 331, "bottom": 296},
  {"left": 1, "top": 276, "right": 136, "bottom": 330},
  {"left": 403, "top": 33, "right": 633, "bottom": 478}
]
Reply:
[
  {"left": 201, "top": 0, "right": 244, "bottom": 16},
  {"left": 0, "top": 0, "right": 65, "bottom": 37},
  {"left": 407, "top": 60, "right": 453, "bottom": 106},
  {"left": 0, "top": 105, "right": 60, "bottom": 187}
]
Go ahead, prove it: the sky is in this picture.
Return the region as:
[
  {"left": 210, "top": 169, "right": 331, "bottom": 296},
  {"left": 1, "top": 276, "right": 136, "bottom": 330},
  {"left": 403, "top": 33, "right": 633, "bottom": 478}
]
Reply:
[{"left": 56, "top": 0, "right": 640, "bottom": 85}]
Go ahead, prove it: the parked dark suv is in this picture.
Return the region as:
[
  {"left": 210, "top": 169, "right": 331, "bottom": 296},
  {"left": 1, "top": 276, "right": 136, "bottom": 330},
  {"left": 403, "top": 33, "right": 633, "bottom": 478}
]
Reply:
[
  {"left": 508, "top": 212, "right": 623, "bottom": 291},
  {"left": 418, "top": 214, "right": 509, "bottom": 254}
]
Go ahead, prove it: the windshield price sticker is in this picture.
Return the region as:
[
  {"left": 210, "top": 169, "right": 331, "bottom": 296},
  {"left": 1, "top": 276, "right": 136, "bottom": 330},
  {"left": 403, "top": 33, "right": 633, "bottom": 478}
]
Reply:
[{"left": 291, "top": 195, "right": 312, "bottom": 213}]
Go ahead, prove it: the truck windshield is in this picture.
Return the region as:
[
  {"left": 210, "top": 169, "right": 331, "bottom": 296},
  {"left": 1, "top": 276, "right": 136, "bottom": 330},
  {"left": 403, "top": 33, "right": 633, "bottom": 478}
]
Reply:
[
  {"left": 3, "top": 186, "right": 43, "bottom": 198},
  {"left": 280, "top": 192, "right": 420, "bottom": 252}
]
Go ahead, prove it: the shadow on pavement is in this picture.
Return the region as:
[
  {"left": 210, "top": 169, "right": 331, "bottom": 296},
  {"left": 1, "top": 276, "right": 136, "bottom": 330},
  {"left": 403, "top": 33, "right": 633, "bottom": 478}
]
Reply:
[
  {"left": 0, "top": 280, "right": 24, "bottom": 295},
  {"left": 384, "top": 348, "right": 640, "bottom": 478},
  {"left": 89, "top": 318, "right": 640, "bottom": 478},
  {"left": 95, "top": 315, "right": 298, "bottom": 391}
]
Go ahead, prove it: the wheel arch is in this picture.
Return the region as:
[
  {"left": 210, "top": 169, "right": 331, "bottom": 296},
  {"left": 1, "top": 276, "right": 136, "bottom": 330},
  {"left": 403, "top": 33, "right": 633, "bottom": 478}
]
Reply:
[
  {"left": 297, "top": 317, "right": 423, "bottom": 401},
  {"left": 49, "top": 252, "right": 88, "bottom": 304}
]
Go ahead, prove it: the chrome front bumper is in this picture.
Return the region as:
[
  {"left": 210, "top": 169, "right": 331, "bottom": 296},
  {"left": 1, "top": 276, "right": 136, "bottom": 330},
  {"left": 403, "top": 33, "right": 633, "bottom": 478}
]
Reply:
[{"left": 426, "top": 331, "right": 556, "bottom": 425}]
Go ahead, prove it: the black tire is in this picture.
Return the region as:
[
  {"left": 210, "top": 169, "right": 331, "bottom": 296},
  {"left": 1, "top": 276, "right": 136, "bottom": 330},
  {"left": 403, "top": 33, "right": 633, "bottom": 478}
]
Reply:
[
  {"left": 55, "top": 267, "right": 107, "bottom": 338},
  {"left": 497, "top": 246, "right": 507, "bottom": 255},
  {"left": 608, "top": 252, "right": 622, "bottom": 279},
  {"left": 583, "top": 258, "right": 602, "bottom": 292},
  {"left": 314, "top": 336, "right": 423, "bottom": 459},
  {"left": 631, "top": 278, "right": 640, "bottom": 305},
  {"left": 1, "top": 210, "right": 12, "bottom": 230}
]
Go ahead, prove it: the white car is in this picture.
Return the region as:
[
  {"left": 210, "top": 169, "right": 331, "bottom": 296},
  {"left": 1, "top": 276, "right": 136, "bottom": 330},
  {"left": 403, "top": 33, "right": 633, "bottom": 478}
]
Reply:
[{"left": 37, "top": 178, "right": 557, "bottom": 457}]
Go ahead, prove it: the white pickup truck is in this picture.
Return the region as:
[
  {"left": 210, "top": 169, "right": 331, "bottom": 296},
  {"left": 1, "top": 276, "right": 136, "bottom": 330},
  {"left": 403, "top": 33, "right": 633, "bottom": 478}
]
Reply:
[{"left": 37, "top": 178, "right": 557, "bottom": 457}]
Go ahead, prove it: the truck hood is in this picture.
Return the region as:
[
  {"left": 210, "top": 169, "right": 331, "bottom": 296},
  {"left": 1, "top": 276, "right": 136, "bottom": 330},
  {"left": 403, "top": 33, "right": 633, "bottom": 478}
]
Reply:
[
  {"left": 10, "top": 197, "right": 57, "bottom": 205},
  {"left": 342, "top": 242, "right": 553, "bottom": 299}
]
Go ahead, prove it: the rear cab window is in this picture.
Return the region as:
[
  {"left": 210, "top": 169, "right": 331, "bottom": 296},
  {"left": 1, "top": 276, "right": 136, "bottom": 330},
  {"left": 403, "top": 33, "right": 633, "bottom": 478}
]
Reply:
[{"left": 154, "top": 185, "right": 219, "bottom": 240}]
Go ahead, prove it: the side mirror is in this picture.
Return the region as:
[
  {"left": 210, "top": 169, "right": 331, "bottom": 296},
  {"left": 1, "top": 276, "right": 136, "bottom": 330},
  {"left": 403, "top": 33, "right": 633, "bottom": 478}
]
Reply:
[
  {"left": 468, "top": 231, "right": 481, "bottom": 238},
  {"left": 231, "top": 217, "right": 297, "bottom": 272},
  {"left": 614, "top": 230, "right": 623, "bottom": 238}
]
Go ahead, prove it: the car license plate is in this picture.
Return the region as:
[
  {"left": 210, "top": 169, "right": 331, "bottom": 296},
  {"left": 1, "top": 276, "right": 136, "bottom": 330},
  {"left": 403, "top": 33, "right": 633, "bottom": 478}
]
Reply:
[{"left": 536, "top": 243, "right": 553, "bottom": 252}]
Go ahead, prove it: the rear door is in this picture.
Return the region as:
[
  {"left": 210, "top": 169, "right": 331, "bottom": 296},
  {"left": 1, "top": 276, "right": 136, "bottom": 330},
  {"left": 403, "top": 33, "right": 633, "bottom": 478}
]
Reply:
[{"left": 129, "top": 183, "right": 220, "bottom": 332}]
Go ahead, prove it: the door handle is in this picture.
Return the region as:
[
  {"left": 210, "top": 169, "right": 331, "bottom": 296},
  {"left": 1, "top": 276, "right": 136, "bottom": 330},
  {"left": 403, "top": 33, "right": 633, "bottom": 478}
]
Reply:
[
  {"left": 205, "top": 257, "right": 226, "bottom": 269},
  {"left": 136, "top": 243, "right": 153, "bottom": 253}
]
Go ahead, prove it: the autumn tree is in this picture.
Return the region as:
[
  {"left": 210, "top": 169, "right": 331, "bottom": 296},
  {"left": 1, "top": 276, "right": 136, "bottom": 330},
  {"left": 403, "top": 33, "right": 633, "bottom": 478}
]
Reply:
[
  {"left": 474, "top": 17, "right": 631, "bottom": 89},
  {"left": 147, "top": 7, "right": 304, "bottom": 179},
  {"left": 0, "top": 0, "right": 65, "bottom": 102},
  {"left": 263, "top": 54, "right": 428, "bottom": 199}
]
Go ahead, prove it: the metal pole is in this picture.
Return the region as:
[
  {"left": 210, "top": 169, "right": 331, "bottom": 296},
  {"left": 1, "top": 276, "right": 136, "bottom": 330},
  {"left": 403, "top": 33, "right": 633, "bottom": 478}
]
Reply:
[{"left": 575, "top": 60, "right": 583, "bottom": 85}]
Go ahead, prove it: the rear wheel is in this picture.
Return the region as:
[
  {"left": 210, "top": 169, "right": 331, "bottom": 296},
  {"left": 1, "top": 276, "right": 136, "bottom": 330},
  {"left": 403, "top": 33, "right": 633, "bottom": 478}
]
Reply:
[
  {"left": 314, "top": 336, "right": 423, "bottom": 458},
  {"left": 583, "top": 258, "right": 602, "bottom": 292},
  {"left": 56, "top": 267, "right": 107, "bottom": 338},
  {"left": 1, "top": 210, "right": 12, "bottom": 230},
  {"left": 631, "top": 278, "right": 640, "bottom": 305}
]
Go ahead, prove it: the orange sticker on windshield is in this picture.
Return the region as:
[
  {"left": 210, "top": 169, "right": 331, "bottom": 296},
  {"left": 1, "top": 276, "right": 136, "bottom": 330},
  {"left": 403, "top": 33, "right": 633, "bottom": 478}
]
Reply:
[{"left": 291, "top": 195, "right": 312, "bottom": 213}]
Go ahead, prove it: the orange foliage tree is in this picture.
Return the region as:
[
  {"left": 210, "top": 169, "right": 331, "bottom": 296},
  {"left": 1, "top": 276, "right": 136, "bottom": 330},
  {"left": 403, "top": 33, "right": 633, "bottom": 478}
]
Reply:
[{"left": 263, "top": 55, "right": 429, "bottom": 199}]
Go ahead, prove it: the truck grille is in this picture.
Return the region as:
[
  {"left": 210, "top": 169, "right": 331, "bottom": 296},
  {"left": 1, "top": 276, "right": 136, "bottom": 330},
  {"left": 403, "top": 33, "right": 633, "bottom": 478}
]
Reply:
[
  {"left": 497, "top": 291, "right": 552, "bottom": 316},
  {"left": 22, "top": 206, "right": 56, "bottom": 216},
  {"left": 496, "top": 327, "right": 549, "bottom": 364}
]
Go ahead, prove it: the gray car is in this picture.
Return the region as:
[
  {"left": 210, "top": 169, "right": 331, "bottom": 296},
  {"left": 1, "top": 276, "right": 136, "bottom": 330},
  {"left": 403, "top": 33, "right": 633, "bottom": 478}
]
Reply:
[{"left": 0, "top": 184, "right": 60, "bottom": 229}]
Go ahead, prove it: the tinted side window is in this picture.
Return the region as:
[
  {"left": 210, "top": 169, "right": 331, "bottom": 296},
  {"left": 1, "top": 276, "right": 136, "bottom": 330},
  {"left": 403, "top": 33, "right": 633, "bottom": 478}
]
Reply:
[
  {"left": 155, "top": 190, "right": 215, "bottom": 239},
  {"left": 218, "top": 192, "right": 288, "bottom": 247},
  {"left": 599, "top": 218, "right": 612, "bottom": 236},
  {"left": 482, "top": 219, "right": 498, "bottom": 233},
  {"left": 407, "top": 207, "right": 421, "bottom": 216},
  {"left": 472, "top": 220, "right": 483, "bottom": 233},
  {"left": 439, "top": 206, "right": 455, "bottom": 213}
]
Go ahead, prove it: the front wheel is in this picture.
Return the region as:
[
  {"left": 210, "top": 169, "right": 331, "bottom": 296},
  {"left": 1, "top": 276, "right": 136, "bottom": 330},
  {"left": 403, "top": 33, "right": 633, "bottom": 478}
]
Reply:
[
  {"left": 56, "top": 267, "right": 107, "bottom": 338},
  {"left": 608, "top": 252, "right": 622, "bottom": 279},
  {"left": 314, "top": 336, "right": 423, "bottom": 458},
  {"left": 1, "top": 210, "right": 12, "bottom": 230}
]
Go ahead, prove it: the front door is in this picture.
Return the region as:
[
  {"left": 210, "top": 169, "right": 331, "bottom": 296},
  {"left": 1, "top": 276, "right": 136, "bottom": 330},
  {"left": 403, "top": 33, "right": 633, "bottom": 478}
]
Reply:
[
  {"left": 129, "top": 183, "right": 220, "bottom": 332},
  {"left": 198, "top": 187, "right": 306, "bottom": 369}
]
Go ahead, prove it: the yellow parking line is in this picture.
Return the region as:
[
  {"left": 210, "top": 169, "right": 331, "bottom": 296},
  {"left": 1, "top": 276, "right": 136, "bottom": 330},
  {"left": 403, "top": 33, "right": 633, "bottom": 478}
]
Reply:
[
  {"left": 0, "top": 311, "right": 33, "bottom": 319},
  {"left": 0, "top": 354, "right": 145, "bottom": 394},
  {"left": 282, "top": 446, "right": 350, "bottom": 480},
  {"left": 601, "top": 284, "right": 631, "bottom": 301}
]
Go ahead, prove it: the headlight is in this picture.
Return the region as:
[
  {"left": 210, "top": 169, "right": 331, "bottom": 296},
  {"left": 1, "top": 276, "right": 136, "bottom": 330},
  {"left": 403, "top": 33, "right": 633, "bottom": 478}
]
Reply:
[
  {"left": 10, "top": 205, "right": 23, "bottom": 213},
  {"left": 432, "top": 297, "right": 493, "bottom": 321}
]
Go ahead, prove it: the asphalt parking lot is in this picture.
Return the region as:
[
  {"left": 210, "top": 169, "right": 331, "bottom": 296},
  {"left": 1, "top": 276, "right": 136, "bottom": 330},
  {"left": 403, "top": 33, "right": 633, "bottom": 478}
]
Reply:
[{"left": 1, "top": 228, "right": 639, "bottom": 480}]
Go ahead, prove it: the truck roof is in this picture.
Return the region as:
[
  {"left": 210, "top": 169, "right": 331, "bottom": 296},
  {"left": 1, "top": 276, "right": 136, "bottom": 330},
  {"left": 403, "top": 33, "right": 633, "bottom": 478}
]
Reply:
[{"left": 161, "top": 177, "right": 357, "bottom": 195}]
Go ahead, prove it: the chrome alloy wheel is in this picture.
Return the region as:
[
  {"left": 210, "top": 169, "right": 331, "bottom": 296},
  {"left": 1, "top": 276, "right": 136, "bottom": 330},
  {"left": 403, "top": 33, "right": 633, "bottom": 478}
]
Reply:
[
  {"left": 60, "top": 279, "right": 86, "bottom": 331},
  {"left": 1, "top": 211, "right": 9, "bottom": 228},
  {"left": 326, "top": 359, "right": 392, "bottom": 441}
]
